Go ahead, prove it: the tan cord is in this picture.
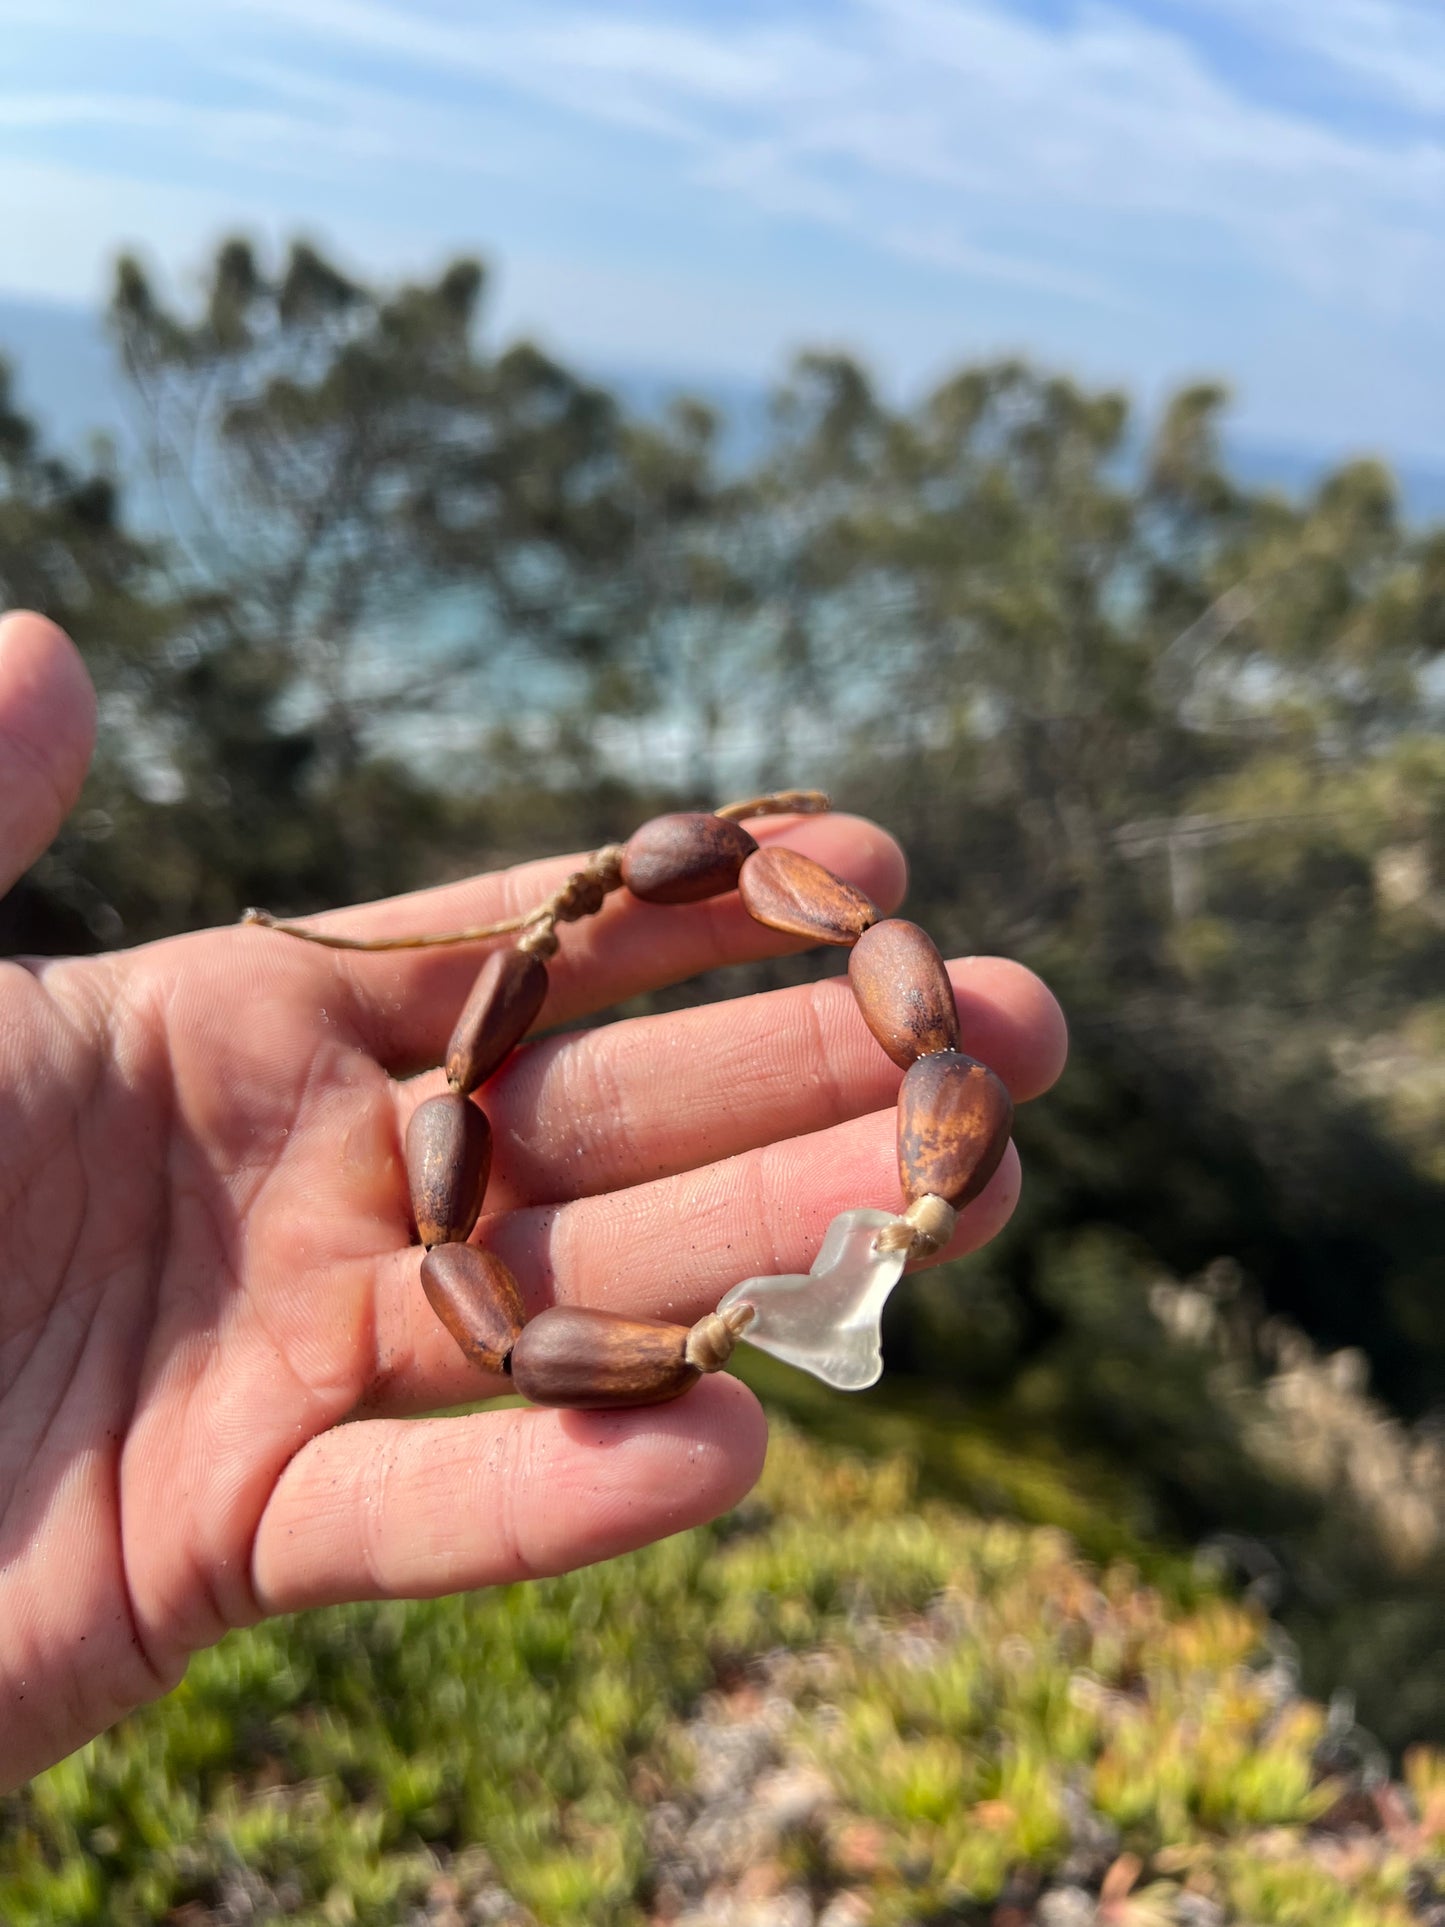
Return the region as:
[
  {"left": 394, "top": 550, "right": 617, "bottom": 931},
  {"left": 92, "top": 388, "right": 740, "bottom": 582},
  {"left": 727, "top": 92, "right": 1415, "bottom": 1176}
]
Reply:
[
  {"left": 243, "top": 844, "right": 630, "bottom": 954},
  {"left": 240, "top": 905, "right": 535, "bottom": 952},
  {"left": 685, "top": 1301, "right": 756, "bottom": 1372},
  {"left": 244, "top": 794, "right": 828, "bottom": 951},
  {"left": 714, "top": 788, "right": 831, "bottom": 823},
  {"left": 240, "top": 790, "right": 816, "bottom": 948},
  {"left": 874, "top": 1193, "right": 957, "bottom": 1261}
]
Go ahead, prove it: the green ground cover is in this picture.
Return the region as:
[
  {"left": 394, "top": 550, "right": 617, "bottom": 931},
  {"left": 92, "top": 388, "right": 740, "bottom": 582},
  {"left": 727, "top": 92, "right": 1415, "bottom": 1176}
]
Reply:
[{"left": 4, "top": 1421, "right": 1439, "bottom": 1926}]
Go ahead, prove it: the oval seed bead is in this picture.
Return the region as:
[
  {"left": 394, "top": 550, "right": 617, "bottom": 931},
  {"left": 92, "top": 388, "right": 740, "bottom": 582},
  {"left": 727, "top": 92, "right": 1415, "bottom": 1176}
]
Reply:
[
  {"left": 445, "top": 946, "right": 549, "bottom": 1094},
  {"left": 508, "top": 1306, "right": 700, "bottom": 1409},
  {"left": 896, "top": 1049, "right": 1013, "bottom": 1209},
  {"left": 848, "top": 918, "right": 961, "bottom": 1068},
  {"left": 420, "top": 1244, "right": 525, "bottom": 1374},
  {"left": 737, "top": 847, "right": 879, "bottom": 947},
  {"left": 621, "top": 812, "right": 759, "bottom": 904},
  {"left": 406, "top": 1092, "right": 493, "bottom": 1247}
]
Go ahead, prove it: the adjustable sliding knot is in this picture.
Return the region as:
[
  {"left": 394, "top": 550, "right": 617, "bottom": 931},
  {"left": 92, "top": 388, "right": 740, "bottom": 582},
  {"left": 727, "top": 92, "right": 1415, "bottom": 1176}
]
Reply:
[
  {"left": 516, "top": 919, "right": 560, "bottom": 959},
  {"left": 553, "top": 845, "right": 626, "bottom": 923},
  {"left": 518, "top": 843, "right": 628, "bottom": 958}
]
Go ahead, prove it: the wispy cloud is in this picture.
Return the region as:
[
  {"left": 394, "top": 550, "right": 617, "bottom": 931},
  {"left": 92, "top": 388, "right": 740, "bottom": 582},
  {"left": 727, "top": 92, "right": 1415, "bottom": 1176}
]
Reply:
[
  {"left": 175, "top": 0, "right": 1445, "bottom": 314},
  {"left": 0, "top": 88, "right": 414, "bottom": 180},
  {"left": 1178, "top": 0, "right": 1445, "bottom": 117},
  {"left": 0, "top": 0, "right": 1442, "bottom": 456},
  {"left": 10, "top": 0, "right": 1445, "bottom": 310}
]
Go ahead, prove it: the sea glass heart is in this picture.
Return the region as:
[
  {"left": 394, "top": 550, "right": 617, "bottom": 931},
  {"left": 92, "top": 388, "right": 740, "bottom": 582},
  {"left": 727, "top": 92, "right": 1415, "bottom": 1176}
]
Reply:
[{"left": 716, "top": 1208, "right": 907, "bottom": 1391}]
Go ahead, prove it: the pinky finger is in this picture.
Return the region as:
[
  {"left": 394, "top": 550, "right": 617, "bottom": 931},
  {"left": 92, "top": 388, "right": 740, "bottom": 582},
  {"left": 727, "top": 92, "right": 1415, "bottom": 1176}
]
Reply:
[{"left": 250, "top": 1374, "right": 767, "bottom": 1614}]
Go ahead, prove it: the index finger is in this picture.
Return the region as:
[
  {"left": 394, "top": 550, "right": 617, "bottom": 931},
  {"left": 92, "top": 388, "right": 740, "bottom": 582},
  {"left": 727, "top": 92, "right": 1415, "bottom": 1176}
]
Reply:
[{"left": 287, "top": 811, "right": 909, "bottom": 1073}]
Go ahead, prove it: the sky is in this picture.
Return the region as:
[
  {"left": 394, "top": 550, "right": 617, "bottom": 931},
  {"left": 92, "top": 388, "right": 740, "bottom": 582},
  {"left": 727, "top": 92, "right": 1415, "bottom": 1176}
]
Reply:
[{"left": 2, "top": 0, "right": 1444, "bottom": 467}]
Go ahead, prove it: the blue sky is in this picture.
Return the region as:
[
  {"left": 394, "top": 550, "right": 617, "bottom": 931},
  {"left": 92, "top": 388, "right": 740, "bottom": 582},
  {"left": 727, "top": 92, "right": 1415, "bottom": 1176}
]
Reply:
[{"left": 3, "top": 0, "right": 1444, "bottom": 464}]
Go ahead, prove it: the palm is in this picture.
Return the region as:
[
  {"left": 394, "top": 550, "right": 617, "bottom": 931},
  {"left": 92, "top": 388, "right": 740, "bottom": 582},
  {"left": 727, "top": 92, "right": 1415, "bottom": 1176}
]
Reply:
[
  {"left": 0, "top": 613, "right": 1065, "bottom": 1790},
  {"left": 2, "top": 932, "right": 390, "bottom": 1778}
]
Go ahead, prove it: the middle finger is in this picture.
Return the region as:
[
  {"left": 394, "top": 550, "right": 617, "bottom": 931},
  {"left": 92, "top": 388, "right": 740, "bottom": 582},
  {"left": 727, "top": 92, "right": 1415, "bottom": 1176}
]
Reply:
[{"left": 394, "top": 953, "right": 1065, "bottom": 1211}]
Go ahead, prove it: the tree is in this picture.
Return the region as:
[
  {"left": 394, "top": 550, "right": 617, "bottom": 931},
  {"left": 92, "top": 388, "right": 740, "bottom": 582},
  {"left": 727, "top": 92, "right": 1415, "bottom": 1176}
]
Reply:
[{"left": 101, "top": 238, "right": 775, "bottom": 920}]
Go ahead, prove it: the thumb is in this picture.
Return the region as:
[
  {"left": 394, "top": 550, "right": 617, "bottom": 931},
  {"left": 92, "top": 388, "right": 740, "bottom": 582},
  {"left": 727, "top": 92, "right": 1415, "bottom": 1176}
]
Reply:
[{"left": 0, "top": 610, "right": 98, "bottom": 897}]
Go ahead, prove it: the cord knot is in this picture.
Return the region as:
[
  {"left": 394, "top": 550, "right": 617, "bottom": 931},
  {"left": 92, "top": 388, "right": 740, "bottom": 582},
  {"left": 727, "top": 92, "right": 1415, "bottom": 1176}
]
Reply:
[
  {"left": 685, "top": 1301, "right": 755, "bottom": 1372},
  {"left": 873, "top": 1193, "right": 957, "bottom": 1261}
]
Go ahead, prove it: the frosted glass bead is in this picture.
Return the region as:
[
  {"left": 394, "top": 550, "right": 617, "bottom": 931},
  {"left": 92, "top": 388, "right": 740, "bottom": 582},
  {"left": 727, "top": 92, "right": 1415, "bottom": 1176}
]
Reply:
[{"left": 717, "top": 1208, "right": 908, "bottom": 1391}]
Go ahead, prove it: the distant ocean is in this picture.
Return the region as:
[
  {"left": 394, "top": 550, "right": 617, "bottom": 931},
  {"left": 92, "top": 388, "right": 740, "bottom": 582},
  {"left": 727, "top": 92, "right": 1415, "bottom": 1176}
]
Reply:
[{"left": 5, "top": 291, "right": 1445, "bottom": 527}]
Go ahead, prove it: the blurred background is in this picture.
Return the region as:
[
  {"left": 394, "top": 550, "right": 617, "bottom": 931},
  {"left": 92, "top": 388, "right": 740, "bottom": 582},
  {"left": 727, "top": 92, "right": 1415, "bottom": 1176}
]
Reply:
[{"left": 3, "top": 4, "right": 1444, "bottom": 1922}]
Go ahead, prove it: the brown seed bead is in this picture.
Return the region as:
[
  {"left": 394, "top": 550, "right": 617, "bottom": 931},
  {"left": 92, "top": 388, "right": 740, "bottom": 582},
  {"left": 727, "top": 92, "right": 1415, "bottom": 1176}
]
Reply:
[
  {"left": 508, "top": 1306, "right": 701, "bottom": 1410},
  {"left": 849, "top": 918, "right": 961, "bottom": 1068},
  {"left": 420, "top": 1244, "right": 525, "bottom": 1374},
  {"left": 445, "top": 946, "right": 549, "bottom": 1094},
  {"left": 405, "top": 1092, "right": 493, "bottom": 1247},
  {"left": 897, "top": 1049, "right": 1013, "bottom": 1209},
  {"left": 621, "top": 812, "right": 760, "bottom": 905},
  {"left": 737, "top": 847, "right": 879, "bottom": 947}
]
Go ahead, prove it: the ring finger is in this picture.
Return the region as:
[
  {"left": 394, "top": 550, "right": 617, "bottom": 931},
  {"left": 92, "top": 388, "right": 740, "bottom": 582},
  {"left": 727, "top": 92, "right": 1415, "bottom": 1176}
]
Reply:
[
  {"left": 395, "top": 954, "right": 1064, "bottom": 1211},
  {"left": 361, "top": 1108, "right": 1022, "bottom": 1417}
]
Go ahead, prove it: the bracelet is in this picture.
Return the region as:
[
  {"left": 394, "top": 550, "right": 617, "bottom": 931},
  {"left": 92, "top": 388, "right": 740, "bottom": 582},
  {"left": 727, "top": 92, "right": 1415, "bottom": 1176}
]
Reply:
[{"left": 243, "top": 793, "right": 1014, "bottom": 1409}]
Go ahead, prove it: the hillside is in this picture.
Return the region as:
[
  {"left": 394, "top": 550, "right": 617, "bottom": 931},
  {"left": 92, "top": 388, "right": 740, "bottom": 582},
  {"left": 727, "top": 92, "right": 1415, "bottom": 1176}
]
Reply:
[{"left": 4, "top": 1422, "right": 1441, "bottom": 1927}]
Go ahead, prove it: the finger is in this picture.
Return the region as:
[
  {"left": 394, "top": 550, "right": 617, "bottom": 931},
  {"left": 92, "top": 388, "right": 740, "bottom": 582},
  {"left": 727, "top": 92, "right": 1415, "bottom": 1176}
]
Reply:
[
  {"left": 281, "top": 811, "right": 907, "bottom": 1074},
  {"left": 362, "top": 1111, "right": 1022, "bottom": 1417},
  {"left": 0, "top": 611, "right": 96, "bottom": 896},
  {"left": 397, "top": 955, "right": 1064, "bottom": 1212},
  {"left": 251, "top": 1372, "right": 766, "bottom": 1614}
]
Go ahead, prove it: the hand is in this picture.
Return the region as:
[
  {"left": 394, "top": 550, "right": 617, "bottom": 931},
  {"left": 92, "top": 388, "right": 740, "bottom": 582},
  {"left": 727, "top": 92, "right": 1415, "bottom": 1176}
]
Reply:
[{"left": 0, "top": 610, "right": 1067, "bottom": 1789}]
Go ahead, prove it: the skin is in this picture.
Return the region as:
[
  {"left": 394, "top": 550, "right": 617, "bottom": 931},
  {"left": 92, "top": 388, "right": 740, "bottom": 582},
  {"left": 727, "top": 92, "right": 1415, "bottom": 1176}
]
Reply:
[{"left": 0, "top": 610, "right": 1068, "bottom": 1792}]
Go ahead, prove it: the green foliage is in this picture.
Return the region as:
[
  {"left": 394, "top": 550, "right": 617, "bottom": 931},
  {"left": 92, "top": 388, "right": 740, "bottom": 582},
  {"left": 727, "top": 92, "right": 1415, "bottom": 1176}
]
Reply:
[
  {"left": 3, "top": 1426, "right": 1437, "bottom": 1925},
  {"left": 0, "top": 354, "right": 161, "bottom": 653},
  {"left": 0, "top": 1519, "right": 714, "bottom": 1925}
]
